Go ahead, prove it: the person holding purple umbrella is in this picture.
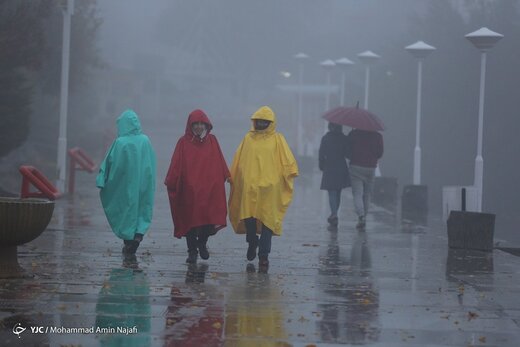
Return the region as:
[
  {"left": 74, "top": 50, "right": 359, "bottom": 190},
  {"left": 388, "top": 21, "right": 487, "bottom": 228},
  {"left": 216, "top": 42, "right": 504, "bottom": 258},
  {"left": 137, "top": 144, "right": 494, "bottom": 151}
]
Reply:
[{"left": 322, "top": 103, "right": 385, "bottom": 230}]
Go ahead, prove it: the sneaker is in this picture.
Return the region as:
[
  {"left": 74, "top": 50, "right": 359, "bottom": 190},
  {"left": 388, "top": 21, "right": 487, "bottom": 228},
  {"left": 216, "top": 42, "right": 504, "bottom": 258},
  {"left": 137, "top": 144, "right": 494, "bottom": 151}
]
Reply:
[
  {"left": 247, "top": 241, "right": 258, "bottom": 261},
  {"left": 186, "top": 251, "right": 198, "bottom": 264},
  {"left": 356, "top": 216, "right": 366, "bottom": 230},
  {"left": 199, "top": 245, "right": 209, "bottom": 260}
]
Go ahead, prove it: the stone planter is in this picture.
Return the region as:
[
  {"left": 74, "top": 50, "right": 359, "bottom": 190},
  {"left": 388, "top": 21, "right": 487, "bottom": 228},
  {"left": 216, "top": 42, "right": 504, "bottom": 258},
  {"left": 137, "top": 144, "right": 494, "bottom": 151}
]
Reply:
[
  {"left": 0, "top": 197, "right": 54, "bottom": 278},
  {"left": 447, "top": 210, "right": 495, "bottom": 252},
  {"left": 401, "top": 184, "right": 428, "bottom": 225}
]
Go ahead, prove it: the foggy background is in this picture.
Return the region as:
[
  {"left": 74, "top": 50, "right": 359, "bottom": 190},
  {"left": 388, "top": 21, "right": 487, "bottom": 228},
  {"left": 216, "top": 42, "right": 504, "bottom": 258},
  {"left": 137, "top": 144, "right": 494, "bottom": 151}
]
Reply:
[{"left": 1, "top": 0, "right": 519, "bottom": 244}]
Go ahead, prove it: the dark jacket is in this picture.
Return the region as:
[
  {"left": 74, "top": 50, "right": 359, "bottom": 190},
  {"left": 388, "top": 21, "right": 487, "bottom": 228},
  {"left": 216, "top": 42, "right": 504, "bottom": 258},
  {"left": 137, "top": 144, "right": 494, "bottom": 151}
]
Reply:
[
  {"left": 346, "top": 129, "right": 383, "bottom": 168},
  {"left": 319, "top": 130, "right": 351, "bottom": 190}
]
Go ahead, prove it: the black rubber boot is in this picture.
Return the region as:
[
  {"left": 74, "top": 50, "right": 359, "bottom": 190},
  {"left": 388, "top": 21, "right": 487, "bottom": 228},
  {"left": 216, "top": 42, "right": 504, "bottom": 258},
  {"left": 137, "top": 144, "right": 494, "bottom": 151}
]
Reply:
[
  {"left": 126, "top": 233, "right": 144, "bottom": 254},
  {"left": 186, "top": 231, "right": 198, "bottom": 264},
  {"left": 247, "top": 238, "right": 258, "bottom": 261},
  {"left": 197, "top": 228, "right": 210, "bottom": 260},
  {"left": 122, "top": 240, "right": 132, "bottom": 255},
  {"left": 198, "top": 246, "right": 209, "bottom": 260},
  {"left": 186, "top": 251, "right": 197, "bottom": 264},
  {"left": 245, "top": 218, "right": 259, "bottom": 261},
  {"left": 258, "top": 255, "right": 269, "bottom": 273}
]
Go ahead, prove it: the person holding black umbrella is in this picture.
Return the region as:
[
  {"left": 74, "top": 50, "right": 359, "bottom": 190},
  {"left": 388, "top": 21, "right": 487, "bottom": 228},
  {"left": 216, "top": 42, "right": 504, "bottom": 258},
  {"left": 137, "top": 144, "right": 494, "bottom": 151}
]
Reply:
[{"left": 319, "top": 122, "right": 351, "bottom": 230}]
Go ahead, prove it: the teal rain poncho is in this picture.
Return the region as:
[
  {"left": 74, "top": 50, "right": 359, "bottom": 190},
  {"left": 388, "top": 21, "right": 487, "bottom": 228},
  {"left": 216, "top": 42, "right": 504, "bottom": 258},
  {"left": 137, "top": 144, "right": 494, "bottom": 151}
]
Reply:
[{"left": 96, "top": 110, "right": 157, "bottom": 240}]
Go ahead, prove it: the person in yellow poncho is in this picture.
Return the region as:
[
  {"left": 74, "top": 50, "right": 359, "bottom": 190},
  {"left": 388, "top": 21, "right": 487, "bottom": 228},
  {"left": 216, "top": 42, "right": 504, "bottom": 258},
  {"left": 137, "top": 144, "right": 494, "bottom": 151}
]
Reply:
[{"left": 229, "top": 106, "right": 298, "bottom": 269}]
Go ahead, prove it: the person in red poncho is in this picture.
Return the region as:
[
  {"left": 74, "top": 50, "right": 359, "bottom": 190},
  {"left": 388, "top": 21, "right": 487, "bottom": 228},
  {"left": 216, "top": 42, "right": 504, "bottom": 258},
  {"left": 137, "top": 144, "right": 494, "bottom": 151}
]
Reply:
[{"left": 165, "top": 109, "right": 230, "bottom": 264}]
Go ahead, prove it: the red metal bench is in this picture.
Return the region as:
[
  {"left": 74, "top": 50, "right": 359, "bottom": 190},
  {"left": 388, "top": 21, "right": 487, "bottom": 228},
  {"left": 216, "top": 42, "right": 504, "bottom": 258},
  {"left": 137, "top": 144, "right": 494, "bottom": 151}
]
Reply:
[{"left": 19, "top": 166, "right": 61, "bottom": 200}]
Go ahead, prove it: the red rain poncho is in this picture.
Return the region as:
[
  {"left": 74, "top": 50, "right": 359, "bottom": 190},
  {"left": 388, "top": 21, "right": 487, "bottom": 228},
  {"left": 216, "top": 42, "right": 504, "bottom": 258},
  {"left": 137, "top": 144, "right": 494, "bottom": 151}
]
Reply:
[{"left": 164, "top": 109, "right": 230, "bottom": 238}]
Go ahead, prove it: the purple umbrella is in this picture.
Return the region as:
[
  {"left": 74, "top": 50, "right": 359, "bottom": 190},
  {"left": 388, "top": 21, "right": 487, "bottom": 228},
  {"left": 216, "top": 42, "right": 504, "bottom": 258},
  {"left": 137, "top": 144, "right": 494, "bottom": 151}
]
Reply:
[{"left": 322, "top": 105, "right": 385, "bottom": 131}]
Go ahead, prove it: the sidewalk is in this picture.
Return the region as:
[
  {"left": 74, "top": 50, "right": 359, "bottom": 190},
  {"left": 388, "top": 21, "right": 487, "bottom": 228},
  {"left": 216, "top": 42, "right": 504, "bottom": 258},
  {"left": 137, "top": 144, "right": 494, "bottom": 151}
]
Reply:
[{"left": 1, "top": 171, "right": 520, "bottom": 347}]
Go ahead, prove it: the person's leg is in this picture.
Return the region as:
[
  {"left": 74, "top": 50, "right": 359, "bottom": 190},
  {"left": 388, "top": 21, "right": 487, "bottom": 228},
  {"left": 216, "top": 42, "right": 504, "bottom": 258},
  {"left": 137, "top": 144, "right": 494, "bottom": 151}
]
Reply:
[
  {"left": 122, "top": 240, "right": 132, "bottom": 254},
  {"left": 197, "top": 225, "right": 212, "bottom": 260},
  {"left": 328, "top": 190, "right": 341, "bottom": 228},
  {"left": 350, "top": 166, "right": 365, "bottom": 218},
  {"left": 185, "top": 229, "right": 198, "bottom": 263},
  {"left": 327, "top": 190, "right": 336, "bottom": 217},
  {"left": 363, "top": 169, "right": 376, "bottom": 217},
  {"left": 336, "top": 189, "right": 341, "bottom": 216},
  {"left": 328, "top": 190, "right": 340, "bottom": 217},
  {"left": 258, "top": 224, "right": 272, "bottom": 270},
  {"left": 123, "top": 233, "right": 144, "bottom": 255},
  {"left": 258, "top": 225, "right": 273, "bottom": 260},
  {"left": 244, "top": 218, "right": 258, "bottom": 261},
  {"left": 334, "top": 190, "right": 341, "bottom": 216}
]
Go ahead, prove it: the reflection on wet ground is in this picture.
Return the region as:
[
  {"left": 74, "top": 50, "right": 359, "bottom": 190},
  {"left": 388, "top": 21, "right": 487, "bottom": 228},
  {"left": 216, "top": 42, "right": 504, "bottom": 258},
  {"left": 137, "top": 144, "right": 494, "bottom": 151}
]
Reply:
[
  {"left": 1, "top": 169, "right": 520, "bottom": 346},
  {"left": 317, "top": 231, "right": 380, "bottom": 344}
]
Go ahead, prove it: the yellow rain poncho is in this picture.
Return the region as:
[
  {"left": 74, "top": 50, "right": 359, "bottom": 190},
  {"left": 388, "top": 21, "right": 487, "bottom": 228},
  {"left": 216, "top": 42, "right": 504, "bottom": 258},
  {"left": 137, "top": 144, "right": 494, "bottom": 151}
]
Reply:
[{"left": 229, "top": 106, "right": 298, "bottom": 236}]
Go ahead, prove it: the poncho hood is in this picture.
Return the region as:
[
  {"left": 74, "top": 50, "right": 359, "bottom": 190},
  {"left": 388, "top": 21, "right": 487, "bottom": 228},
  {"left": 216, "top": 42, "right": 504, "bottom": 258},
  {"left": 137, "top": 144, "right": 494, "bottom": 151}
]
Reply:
[
  {"left": 185, "top": 109, "right": 213, "bottom": 138},
  {"left": 250, "top": 106, "right": 276, "bottom": 135},
  {"left": 117, "top": 109, "right": 142, "bottom": 137}
]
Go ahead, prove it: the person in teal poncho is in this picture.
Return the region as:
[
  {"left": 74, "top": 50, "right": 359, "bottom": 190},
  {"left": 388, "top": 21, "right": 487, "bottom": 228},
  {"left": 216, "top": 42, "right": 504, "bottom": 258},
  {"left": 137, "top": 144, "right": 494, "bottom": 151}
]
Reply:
[{"left": 96, "top": 109, "right": 156, "bottom": 256}]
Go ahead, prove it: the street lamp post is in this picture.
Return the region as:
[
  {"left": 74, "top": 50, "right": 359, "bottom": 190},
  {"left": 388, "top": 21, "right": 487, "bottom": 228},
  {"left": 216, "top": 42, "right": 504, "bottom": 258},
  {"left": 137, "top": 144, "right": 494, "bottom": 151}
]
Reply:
[
  {"left": 320, "top": 59, "right": 336, "bottom": 111},
  {"left": 405, "top": 41, "right": 436, "bottom": 185},
  {"left": 320, "top": 59, "right": 336, "bottom": 135},
  {"left": 401, "top": 41, "right": 435, "bottom": 225},
  {"left": 465, "top": 27, "right": 503, "bottom": 212},
  {"left": 335, "top": 57, "right": 354, "bottom": 106},
  {"left": 357, "top": 51, "right": 380, "bottom": 109},
  {"left": 56, "top": 0, "right": 74, "bottom": 192},
  {"left": 358, "top": 51, "right": 382, "bottom": 176},
  {"left": 293, "top": 52, "right": 309, "bottom": 157}
]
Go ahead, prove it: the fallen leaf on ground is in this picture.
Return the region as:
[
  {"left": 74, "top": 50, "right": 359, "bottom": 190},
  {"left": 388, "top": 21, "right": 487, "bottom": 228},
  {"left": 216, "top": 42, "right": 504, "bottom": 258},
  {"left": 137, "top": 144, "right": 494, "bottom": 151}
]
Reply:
[{"left": 467, "top": 311, "right": 479, "bottom": 321}]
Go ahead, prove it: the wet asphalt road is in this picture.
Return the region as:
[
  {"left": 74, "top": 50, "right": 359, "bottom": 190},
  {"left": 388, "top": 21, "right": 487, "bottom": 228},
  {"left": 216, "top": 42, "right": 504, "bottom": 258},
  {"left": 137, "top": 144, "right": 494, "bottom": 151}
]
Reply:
[
  {"left": 1, "top": 126, "right": 520, "bottom": 346},
  {"left": 0, "top": 168, "right": 520, "bottom": 346}
]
